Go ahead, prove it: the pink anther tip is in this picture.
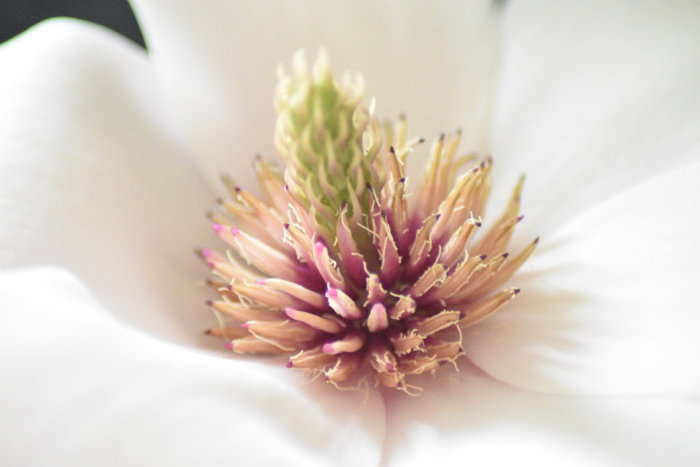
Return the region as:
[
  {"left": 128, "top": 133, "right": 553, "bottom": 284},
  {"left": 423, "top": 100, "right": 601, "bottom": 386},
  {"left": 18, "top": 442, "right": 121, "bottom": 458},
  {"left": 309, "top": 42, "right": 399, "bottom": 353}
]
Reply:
[{"left": 325, "top": 287, "right": 338, "bottom": 299}]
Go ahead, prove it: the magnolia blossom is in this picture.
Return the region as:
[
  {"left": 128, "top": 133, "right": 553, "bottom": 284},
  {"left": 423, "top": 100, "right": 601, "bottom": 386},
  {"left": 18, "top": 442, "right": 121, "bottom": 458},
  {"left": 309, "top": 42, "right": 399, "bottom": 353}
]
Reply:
[{"left": 1, "top": 0, "right": 699, "bottom": 466}]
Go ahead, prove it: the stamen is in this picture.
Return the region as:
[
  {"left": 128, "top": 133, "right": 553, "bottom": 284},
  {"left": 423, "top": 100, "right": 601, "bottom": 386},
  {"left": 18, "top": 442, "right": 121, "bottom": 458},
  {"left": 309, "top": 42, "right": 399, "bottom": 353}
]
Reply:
[
  {"left": 312, "top": 242, "right": 347, "bottom": 290},
  {"left": 411, "top": 310, "right": 461, "bottom": 336},
  {"left": 409, "top": 263, "right": 447, "bottom": 298},
  {"left": 244, "top": 319, "right": 319, "bottom": 343},
  {"left": 366, "top": 303, "right": 389, "bottom": 332},
  {"left": 388, "top": 294, "right": 416, "bottom": 320},
  {"left": 389, "top": 330, "right": 425, "bottom": 356},
  {"left": 397, "top": 355, "right": 440, "bottom": 376},
  {"left": 368, "top": 343, "right": 398, "bottom": 374},
  {"left": 438, "top": 217, "right": 480, "bottom": 267},
  {"left": 325, "top": 353, "right": 361, "bottom": 383},
  {"left": 288, "top": 346, "right": 337, "bottom": 369},
  {"left": 229, "top": 337, "right": 290, "bottom": 354},
  {"left": 284, "top": 307, "right": 346, "bottom": 333},
  {"left": 336, "top": 206, "right": 368, "bottom": 288},
  {"left": 458, "top": 287, "right": 521, "bottom": 328},
  {"left": 322, "top": 332, "right": 366, "bottom": 354},
  {"left": 208, "top": 300, "right": 284, "bottom": 322},
  {"left": 326, "top": 287, "right": 364, "bottom": 320},
  {"left": 259, "top": 278, "right": 326, "bottom": 309},
  {"left": 230, "top": 282, "right": 302, "bottom": 309}
]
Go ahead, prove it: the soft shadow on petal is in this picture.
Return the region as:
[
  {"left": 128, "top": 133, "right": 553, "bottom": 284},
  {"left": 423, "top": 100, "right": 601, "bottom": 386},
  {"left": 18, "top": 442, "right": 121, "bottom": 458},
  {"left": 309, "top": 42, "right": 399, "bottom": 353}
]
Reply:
[
  {"left": 382, "top": 360, "right": 700, "bottom": 467},
  {"left": 0, "top": 267, "right": 385, "bottom": 467},
  {"left": 465, "top": 160, "right": 700, "bottom": 397},
  {"left": 129, "top": 0, "right": 502, "bottom": 184},
  {"left": 0, "top": 20, "right": 216, "bottom": 346},
  {"left": 489, "top": 0, "right": 700, "bottom": 238}
]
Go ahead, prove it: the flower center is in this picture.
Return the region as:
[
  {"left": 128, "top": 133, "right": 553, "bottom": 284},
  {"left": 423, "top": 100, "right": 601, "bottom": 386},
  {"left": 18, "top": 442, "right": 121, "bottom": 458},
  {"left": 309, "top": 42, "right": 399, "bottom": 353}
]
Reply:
[{"left": 200, "top": 51, "right": 537, "bottom": 394}]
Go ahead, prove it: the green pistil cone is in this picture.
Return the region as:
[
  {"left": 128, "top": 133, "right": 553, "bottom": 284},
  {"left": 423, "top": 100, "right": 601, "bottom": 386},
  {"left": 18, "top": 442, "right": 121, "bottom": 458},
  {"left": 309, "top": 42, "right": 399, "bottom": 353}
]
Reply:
[{"left": 275, "top": 51, "right": 382, "bottom": 237}]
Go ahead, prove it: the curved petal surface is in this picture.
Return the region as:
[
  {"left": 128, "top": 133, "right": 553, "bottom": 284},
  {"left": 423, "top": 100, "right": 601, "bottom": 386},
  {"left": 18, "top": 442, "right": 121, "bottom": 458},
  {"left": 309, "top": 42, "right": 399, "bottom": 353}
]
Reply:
[
  {"left": 490, "top": 0, "right": 700, "bottom": 237},
  {"left": 0, "top": 267, "right": 384, "bottom": 466},
  {"left": 382, "top": 360, "right": 700, "bottom": 467},
  {"left": 129, "top": 0, "right": 501, "bottom": 184},
  {"left": 0, "top": 19, "right": 215, "bottom": 345},
  {"left": 465, "top": 159, "right": 700, "bottom": 397}
]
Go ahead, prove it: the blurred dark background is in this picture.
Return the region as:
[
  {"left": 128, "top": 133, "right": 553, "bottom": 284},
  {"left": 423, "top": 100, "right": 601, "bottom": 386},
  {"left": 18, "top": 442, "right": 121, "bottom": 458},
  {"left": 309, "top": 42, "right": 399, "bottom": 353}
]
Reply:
[{"left": 0, "top": 0, "right": 145, "bottom": 47}]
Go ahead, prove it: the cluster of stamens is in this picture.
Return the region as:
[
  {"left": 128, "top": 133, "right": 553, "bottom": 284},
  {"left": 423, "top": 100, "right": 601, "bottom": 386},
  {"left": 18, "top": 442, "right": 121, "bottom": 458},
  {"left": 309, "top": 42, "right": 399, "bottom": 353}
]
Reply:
[{"left": 199, "top": 52, "right": 537, "bottom": 394}]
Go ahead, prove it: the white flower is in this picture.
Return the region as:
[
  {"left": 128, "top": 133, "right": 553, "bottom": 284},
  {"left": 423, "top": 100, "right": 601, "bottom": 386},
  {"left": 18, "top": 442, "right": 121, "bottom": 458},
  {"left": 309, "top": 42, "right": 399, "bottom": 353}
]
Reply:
[{"left": 1, "top": 0, "right": 699, "bottom": 466}]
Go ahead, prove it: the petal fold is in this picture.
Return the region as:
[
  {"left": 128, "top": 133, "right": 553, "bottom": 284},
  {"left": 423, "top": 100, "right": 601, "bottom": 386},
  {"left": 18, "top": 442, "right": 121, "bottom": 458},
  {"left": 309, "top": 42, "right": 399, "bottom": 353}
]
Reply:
[
  {"left": 491, "top": 0, "right": 700, "bottom": 237},
  {"left": 466, "top": 160, "right": 700, "bottom": 397},
  {"left": 383, "top": 361, "right": 700, "bottom": 467},
  {"left": 0, "top": 20, "right": 212, "bottom": 345},
  {"left": 0, "top": 267, "right": 385, "bottom": 467}
]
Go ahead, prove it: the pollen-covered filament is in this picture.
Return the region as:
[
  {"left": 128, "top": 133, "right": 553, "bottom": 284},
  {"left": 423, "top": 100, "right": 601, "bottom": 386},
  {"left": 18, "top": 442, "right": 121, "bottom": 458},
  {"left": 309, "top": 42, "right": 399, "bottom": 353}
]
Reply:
[{"left": 201, "top": 52, "right": 537, "bottom": 394}]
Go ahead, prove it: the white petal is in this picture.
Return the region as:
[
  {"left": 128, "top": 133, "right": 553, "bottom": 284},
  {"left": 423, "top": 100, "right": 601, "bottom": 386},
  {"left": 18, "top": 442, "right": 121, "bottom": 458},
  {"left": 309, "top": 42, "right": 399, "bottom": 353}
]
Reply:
[
  {"left": 0, "top": 20, "right": 216, "bottom": 345},
  {"left": 0, "top": 267, "right": 384, "bottom": 466},
  {"left": 130, "top": 0, "right": 501, "bottom": 183},
  {"left": 490, "top": 0, "right": 700, "bottom": 236},
  {"left": 383, "top": 360, "right": 700, "bottom": 467},
  {"left": 465, "top": 159, "right": 700, "bottom": 397}
]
